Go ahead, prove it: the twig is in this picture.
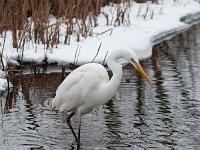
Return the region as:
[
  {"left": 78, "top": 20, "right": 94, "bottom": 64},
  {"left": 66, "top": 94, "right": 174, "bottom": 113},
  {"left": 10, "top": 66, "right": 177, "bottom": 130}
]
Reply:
[
  {"left": 144, "top": 3, "right": 150, "bottom": 19},
  {"left": 74, "top": 44, "right": 80, "bottom": 65},
  {"left": 103, "top": 51, "right": 108, "bottom": 65},
  {"left": 18, "top": 26, "right": 27, "bottom": 49},
  {"left": 96, "top": 28, "right": 113, "bottom": 36},
  {"left": 91, "top": 42, "right": 102, "bottom": 63},
  {"left": 44, "top": 18, "right": 66, "bottom": 29},
  {"left": 75, "top": 46, "right": 81, "bottom": 65}
]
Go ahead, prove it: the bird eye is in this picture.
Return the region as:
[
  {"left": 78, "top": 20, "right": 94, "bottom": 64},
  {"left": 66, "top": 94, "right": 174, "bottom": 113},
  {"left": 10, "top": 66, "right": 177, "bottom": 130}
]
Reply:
[{"left": 131, "top": 58, "right": 134, "bottom": 62}]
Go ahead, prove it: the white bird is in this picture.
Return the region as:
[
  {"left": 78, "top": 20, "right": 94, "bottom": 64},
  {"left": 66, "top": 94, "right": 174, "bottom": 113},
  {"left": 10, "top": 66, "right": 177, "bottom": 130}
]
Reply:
[{"left": 49, "top": 48, "right": 152, "bottom": 145}]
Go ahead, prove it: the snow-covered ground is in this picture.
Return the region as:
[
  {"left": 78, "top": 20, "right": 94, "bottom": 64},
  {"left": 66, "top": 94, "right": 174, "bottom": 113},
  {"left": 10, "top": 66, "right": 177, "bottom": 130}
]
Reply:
[{"left": 0, "top": 0, "right": 200, "bottom": 91}]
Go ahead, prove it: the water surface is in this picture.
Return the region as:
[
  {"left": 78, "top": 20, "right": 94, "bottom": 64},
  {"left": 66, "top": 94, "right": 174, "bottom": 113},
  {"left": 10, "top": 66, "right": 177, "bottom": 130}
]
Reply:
[{"left": 1, "top": 24, "right": 200, "bottom": 150}]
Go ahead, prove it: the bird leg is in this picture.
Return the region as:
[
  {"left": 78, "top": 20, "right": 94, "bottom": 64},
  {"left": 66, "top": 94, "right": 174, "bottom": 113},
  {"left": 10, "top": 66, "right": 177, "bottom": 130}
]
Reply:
[
  {"left": 77, "top": 117, "right": 82, "bottom": 146},
  {"left": 66, "top": 112, "right": 78, "bottom": 141}
]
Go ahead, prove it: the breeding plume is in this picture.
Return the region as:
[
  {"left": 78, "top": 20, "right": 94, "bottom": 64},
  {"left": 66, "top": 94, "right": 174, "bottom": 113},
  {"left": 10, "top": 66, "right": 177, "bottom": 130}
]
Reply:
[{"left": 49, "top": 48, "right": 152, "bottom": 145}]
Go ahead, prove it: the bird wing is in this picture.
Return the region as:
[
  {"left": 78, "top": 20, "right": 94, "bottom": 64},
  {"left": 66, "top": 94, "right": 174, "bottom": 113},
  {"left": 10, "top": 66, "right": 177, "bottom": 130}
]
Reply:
[
  {"left": 55, "top": 72, "right": 83, "bottom": 112},
  {"left": 54, "top": 63, "right": 109, "bottom": 113}
]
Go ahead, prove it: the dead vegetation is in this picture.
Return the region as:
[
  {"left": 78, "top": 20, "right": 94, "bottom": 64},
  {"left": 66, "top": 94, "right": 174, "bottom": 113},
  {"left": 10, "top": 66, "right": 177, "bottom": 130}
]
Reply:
[{"left": 0, "top": 0, "right": 157, "bottom": 49}]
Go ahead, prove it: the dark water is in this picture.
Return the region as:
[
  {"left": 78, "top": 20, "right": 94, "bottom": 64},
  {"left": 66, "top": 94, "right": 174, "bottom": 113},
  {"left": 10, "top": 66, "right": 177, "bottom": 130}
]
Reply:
[{"left": 1, "top": 23, "right": 200, "bottom": 150}]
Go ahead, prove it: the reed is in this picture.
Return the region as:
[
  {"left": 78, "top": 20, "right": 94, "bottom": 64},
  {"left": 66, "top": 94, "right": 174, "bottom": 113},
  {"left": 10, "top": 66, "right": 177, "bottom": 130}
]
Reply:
[{"left": 0, "top": 0, "right": 157, "bottom": 49}]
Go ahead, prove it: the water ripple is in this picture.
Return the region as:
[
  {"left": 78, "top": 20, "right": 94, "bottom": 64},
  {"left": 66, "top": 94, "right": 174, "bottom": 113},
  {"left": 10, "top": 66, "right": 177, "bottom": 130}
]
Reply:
[{"left": 1, "top": 24, "right": 200, "bottom": 149}]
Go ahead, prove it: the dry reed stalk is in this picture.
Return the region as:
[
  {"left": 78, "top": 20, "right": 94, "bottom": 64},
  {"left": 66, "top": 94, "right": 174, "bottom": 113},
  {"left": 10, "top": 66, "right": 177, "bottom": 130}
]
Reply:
[
  {"left": 91, "top": 42, "right": 102, "bottom": 63},
  {"left": 0, "top": 0, "right": 156, "bottom": 50}
]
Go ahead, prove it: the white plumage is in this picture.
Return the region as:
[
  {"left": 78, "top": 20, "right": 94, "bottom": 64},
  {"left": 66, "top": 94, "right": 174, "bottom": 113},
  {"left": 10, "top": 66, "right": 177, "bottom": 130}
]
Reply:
[
  {"left": 51, "top": 63, "right": 109, "bottom": 114},
  {"left": 49, "top": 48, "right": 152, "bottom": 145}
]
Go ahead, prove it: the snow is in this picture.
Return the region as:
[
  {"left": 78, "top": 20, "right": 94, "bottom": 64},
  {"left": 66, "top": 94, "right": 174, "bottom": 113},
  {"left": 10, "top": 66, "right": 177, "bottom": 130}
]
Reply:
[
  {"left": 0, "top": 78, "right": 8, "bottom": 92},
  {"left": 0, "top": 0, "right": 200, "bottom": 91},
  {"left": 0, "top": 58, "right": 11, "bottom": 93}
]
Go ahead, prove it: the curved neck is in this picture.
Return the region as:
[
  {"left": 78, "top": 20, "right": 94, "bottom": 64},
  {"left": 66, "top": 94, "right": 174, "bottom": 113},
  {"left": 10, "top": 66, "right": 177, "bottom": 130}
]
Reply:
[{"left": 103, "top": 56, "right": 122, "bottom": 100}]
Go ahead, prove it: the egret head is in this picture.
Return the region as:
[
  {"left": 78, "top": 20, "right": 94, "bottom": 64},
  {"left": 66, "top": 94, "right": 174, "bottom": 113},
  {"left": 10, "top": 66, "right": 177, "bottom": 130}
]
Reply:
[
  {"left": 125, "top": 49, "right": 152, "bottom": 85},
  {"left": 108, "top": 48, "right": 152, "bottom": 85}
]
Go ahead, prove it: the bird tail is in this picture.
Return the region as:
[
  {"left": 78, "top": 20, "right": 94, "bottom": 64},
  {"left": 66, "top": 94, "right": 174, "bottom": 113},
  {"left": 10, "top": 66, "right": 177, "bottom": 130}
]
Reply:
[{"left": 48, "top": 98, "right": 56, "bottom": 111}]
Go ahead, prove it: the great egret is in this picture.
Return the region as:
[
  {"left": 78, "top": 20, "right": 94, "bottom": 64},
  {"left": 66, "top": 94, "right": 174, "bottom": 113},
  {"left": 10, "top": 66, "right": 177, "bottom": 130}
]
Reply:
[{"left": 49, "top": 48, "right": 152, "bottom": 145}]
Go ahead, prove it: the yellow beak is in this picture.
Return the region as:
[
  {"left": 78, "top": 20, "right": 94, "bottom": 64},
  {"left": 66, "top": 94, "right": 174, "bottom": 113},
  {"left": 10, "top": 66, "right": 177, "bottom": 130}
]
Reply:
[{"left": 134, "top": 62, "right": 152, "bottom": 85}]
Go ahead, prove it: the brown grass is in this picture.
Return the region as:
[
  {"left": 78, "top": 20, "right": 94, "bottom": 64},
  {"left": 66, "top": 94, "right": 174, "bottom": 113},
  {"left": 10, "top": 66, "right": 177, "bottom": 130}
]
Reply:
[{"left": 0, "top": 0, "right": 157, "bottom": 49}]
